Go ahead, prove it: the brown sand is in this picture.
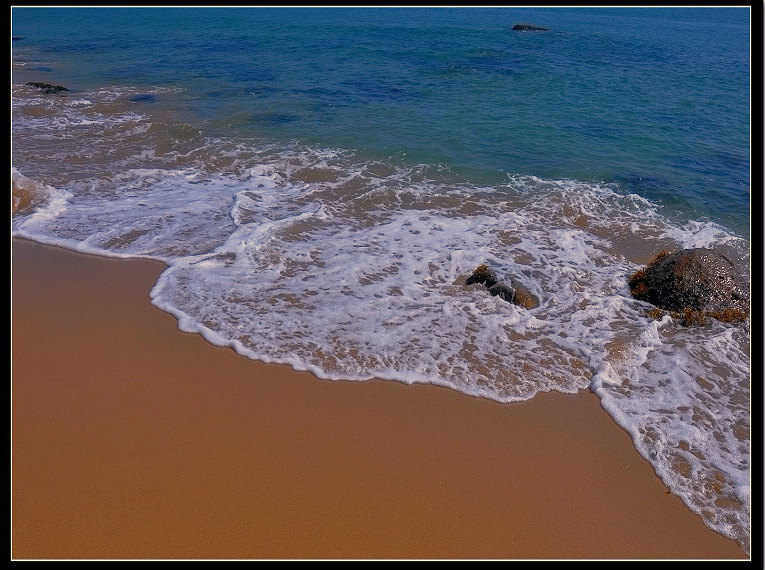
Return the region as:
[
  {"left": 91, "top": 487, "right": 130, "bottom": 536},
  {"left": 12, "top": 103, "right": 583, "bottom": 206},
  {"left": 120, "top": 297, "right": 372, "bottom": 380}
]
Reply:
[{"left": 11, "top": 237, "right": 748, "bottom": 560}]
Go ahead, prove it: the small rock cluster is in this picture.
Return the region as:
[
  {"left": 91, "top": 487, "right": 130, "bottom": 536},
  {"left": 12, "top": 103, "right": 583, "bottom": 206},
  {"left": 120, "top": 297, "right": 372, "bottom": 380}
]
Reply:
[
  {"left": 465, "top": 264, "right": 540, "bottom": 310},
  {"left": 464, "top": 247, "right": 749, "bottom": 327}
]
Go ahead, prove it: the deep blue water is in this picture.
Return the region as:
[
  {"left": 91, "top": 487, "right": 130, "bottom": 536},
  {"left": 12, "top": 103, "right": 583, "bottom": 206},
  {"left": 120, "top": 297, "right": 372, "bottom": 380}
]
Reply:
[{"left": 13, "top": 7, "right": 750, "bottom": 236}]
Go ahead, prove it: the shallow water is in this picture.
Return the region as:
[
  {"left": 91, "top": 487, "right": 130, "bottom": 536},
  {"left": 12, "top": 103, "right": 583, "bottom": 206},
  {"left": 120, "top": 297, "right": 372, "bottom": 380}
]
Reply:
[{"left": 12, "top": 7, "right": 751, "bottom": 554}]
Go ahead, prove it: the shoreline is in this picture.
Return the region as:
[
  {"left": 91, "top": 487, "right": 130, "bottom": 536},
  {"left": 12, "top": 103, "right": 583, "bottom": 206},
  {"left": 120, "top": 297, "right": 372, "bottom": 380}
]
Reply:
[{"left": 11, "top": 237, "right": 748, "bottom": 560}]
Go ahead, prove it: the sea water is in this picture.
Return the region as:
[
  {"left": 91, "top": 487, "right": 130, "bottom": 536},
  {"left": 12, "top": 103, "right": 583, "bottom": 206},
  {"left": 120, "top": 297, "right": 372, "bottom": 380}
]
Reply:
[{"left": 11, "top": 7, "right": 751, "bottom": 554}]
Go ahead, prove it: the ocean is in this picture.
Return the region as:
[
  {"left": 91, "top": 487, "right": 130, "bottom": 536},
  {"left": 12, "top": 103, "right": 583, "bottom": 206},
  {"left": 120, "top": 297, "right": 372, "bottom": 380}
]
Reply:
[{"left": 11, "top": 7, "right": 751, "bottom": 554}]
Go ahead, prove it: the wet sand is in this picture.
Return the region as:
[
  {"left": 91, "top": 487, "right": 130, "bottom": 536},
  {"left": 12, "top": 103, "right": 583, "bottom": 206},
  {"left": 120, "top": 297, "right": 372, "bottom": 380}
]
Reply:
[{"left": 11, "top": 237, "right": 749, "bottom": 560}]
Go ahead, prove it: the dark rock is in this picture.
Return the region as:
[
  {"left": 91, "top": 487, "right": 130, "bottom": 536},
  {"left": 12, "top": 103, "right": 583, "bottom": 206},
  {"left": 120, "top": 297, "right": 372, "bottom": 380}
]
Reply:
[
  {"left": 628, "top": 248, "right": 749, "bottom": 324},
  {"left": 26, "top": 81, "right": 69, "bottom": 94},
  {"left": 488, "top": 282, "right": 515, "bottom": 303},
  {"left": 12, "top": 36, "right": 24, "bottom": 41},
  {"left": 511, "top": 23, "right": 549, "bottom": 31},
  {"left": 466, "top": 264, "right": 539, "bottom": 309},
  {"left": 465, "top": 263, "right": 498, "bottom": 288},
  {"left": 465, "top": 263, "right": 497, "bottom": 287}
]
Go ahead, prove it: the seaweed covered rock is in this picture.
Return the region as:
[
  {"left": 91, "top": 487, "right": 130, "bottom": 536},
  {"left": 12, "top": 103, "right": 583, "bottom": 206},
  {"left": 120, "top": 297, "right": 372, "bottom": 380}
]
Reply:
[
  {"left": 26, "top": 82, "right": 69, "bottom": 94},
  {"left": 465, "top": 264, "right": 539, "bottom": 310},
  {"left": 628, "top": 248, "right": 749, "bottom": 325},
  {"left": 465, "top": 263, "right": 498, "bottom": 288}
]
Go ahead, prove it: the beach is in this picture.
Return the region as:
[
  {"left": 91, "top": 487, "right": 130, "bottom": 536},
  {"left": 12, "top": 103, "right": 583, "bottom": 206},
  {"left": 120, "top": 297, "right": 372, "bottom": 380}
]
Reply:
[{"left": 10, "top": 237, "right": 748, "bottom": 560}]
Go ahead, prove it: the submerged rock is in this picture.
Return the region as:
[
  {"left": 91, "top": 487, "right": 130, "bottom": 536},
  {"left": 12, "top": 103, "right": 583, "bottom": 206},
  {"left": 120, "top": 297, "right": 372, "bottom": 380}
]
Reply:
[
  {"left": 628, "top": 248, "right": 749, "bottom": 325},
  {"left": 511, "top": 23, "right": 549, "bottom": 31},
  {"left": 466, "top": 264, "right": 539, "bottom": 310},
  {"left": 128, "top": 94, "right": 155, "bottom": 103},
  {"left": 26, "top": 81, "right": 69, "bottom": 94}
]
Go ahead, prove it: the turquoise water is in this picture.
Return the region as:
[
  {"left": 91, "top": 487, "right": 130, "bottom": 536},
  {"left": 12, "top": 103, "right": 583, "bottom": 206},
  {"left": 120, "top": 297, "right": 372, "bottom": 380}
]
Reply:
[{"left": 12, "top": 7, "right": 751, "bottom": 554}]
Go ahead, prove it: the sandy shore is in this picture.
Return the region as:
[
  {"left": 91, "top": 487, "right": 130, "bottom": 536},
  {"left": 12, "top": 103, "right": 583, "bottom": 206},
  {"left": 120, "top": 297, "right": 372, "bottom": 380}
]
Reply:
[{"left": 11, "top": 237, "right": 748, "bottom": 560}]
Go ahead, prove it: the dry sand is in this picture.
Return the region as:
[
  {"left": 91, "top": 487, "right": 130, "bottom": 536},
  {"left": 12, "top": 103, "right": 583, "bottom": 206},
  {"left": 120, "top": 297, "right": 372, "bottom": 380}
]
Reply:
[{"left": 11, "top": 237, "right": 749, "bottom": 560}]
